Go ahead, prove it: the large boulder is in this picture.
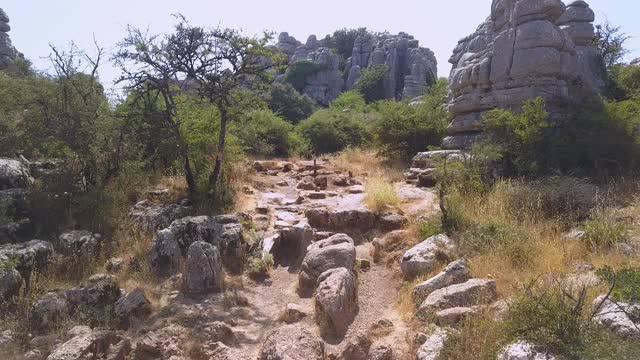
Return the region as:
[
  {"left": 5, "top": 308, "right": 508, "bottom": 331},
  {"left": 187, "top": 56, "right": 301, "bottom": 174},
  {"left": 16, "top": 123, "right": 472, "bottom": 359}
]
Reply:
[
  {"left": 298, "top": 233, "right": 356, "bottom": 294},
  {"left": 30, "top": 292, "right": 68, "bottom": 333},
  {"left": 128, "top": 200, "right": 193, "bottom": 232},
  {"left": 0, "top": 267, "right": 22, "bottom": 300},
  {"left": 150, "top": 215, "right": 245, "bottom": 275},
  {"left": 593, "top": 295, "right": 640, "bottom": 339},
  {"left": 418, "top": 278, "right": 497, "bottom": 315},
  {"left": 114, "top": 288, "right": 151, "bottom": 329},
  {"left": 314, "top": 267, "right": 358, "bottom": 337},
  {"left": 259, "top": 325, "right": 325, "bottom": 360},
  {"left": 46, "top": 330, "right": 128, "bottom": 360},
  {"left": 0, "top": 158, "right": 31, "bottom": 190},
  {"left": 444, "top": 0, "right": 604, "bottom": 150},
  {"left": 63, "top": 274, "right": 122, "bottom": 324},
  {"left": 416, "top": 328, "right": 448, "bottom": 360},
  {"left": 58, "top": 230, "right": 102, "bottom": 261},
  {"left": 273, "top": 222, "right": 314, "bottom": 266},
  {"left": 412, "top": 259, "right": 471, "bottom": 304},
  {"left": 0, "top": 240, "right": 53, "bottom": 283},
  {"left": 400, "top": 234, "right": 455, "bottom": 279},
  {"left": 183, "top": 241, "right": 224, "bottom": 295},
  {"left": 304, "top": 207, "right": 377, "bottom": 240}
]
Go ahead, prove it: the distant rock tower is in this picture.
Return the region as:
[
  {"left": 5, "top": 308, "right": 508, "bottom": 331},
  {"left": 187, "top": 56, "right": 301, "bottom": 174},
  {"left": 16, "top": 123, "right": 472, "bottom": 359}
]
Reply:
[
  {"left": 0, "top": 8, "right": 17, "bottom": 71},
  {"left": 444, "top": 0, "right": 605, "bottom": 149}
]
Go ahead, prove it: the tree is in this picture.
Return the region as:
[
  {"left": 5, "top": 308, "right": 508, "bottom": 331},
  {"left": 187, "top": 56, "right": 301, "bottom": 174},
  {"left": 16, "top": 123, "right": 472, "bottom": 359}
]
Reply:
[
  {"left": 593, "top": 21, "right": 631, "bottom": 100},
  {"left": 356, "top": 65, "right": 388, "bottom": 103},
  {"left": 268, "top": 82, "right": 315, "bottom": 123},
  {"left": 113, "top": 25, "right": 197, "bottom": 195}
]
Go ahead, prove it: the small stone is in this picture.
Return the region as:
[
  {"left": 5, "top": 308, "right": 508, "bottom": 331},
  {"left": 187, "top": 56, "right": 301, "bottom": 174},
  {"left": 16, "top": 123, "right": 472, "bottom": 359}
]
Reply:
[
  {"left": 435, "top": 306, "right": 477, "bottom": 326},
  {"left": 105, "top": 258, "right": 124, "bottom": 273},
  {"left": 307, "top": 191, "right": 327, "bottom": 199},
  {"left": 282, "top": 303, "right": 307, "bottom": 324},
  {"left": 358, "top": 259, "right": 371, "bottom": 271},
  {"left": 369, "top": 318, "right": 394, "bottom": 337}
]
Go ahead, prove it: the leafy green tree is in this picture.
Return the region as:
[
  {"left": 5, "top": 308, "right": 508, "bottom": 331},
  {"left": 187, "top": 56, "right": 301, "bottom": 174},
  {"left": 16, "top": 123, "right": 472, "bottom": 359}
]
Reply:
[
  {"left": 356, "top": 65, "right": 388, "bottom": 103},
  {"left": 330, "top": 90, "right": 366, "bottom": 112},
  {"left": 323, "top": 28, "right": 372, "bottom": 70},
  {"left": 268, "top": 83, "right": 315, "bottom": 123},
  {"left": 233, "top": 109, "right": 300, "bottom": 157},
  {"left": 593, "top": 22, "right": 630, "bottom": 100},
  {"left": 296, "top": 109, "right": 369, "bottom": 154}
]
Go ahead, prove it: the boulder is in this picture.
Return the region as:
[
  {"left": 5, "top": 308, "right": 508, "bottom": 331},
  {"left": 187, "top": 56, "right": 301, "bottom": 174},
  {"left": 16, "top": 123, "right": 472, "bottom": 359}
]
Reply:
[
  {"left": 150, "top": 215, "right": 245, "bottom": 275},
  {"left": 314, "top": 268, "right": 358, "bottom": 337},
  {"left": 282, "top": 303, "right": 307, "bottom": 324},
  {"left": 379, "top": 213, "right": 407, "bottom": 232},
  {"left": 593, "top": 295, "right": 640, "bottom": 339},
  {"left": 184, "top": 241, "right": 224, "bottom": 295},
  {"left": 259, "top": 325, "right": 325, "bottom": 360},
  {"left": 298, "top": 233, "right": 356, "bottom": 293},
  {"left": 498, "top": 340, "right": 556, "bottom": 360},
  {"left": 368, "top": 344, "right": 393, "bottom": 360},
  {"left": 133, "top": 324, "right": 189, "bottom": 360},
  {"left": 0, "top": 267, "right": 22, "bottom": 300},
  {"left": 274, "top": 222, "right": 314, "bottom": 265},
  {"left": 0, "top": 158, "right": 31, "bottom": 190},
  {"left": 128, "top": 200, "right": 192, "bottom": 232},
  {"left": 435, "top": 306, "right": 477, "bottom": 326},
  {"left": 0, "top": 240, "right": 53, "bottom": 285},
  {"left": 58, "top": 230, "right": 102, "bottom": 261},
  {"left": 400, "top": 234, "right": 455, "bottom": 279},
  {"left": 30, "top": 292, "right": 67, "bottom": 333},
  {"left": 418, "top": 279, "right": 497, "bottom": 315},
  {"left": 340, "top": 333, "right": 371, "bottom": 360},
  {"left": 203, "top": 321, "right": 238, "bottom": 347},
  {"left": 412, "top": 259, "right": 471, "bottom": 304},
  {"left": 304, "top": 207, "right": 377, "bottom": 239},
  {"left": 416, "top": 328, "right": 447, "bottom": 360},
  {"left": 64, "top": 274, "right": 122, "bottom": 323},
  {"left": 46, "top": 330, "right": 128, "bottom": 360},
  {"left": 114, "top": 288, "right": 151, "bottom": 329}
]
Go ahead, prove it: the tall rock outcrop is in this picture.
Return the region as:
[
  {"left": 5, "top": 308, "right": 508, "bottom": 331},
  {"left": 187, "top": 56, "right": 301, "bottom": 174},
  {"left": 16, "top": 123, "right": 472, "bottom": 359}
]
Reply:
[
  {"left": 444, "top": 0, "right": 604, "bottom": 149},
  {"left": 275, "top": 31, "right": 437, "bottom": 105},
  {"left": 0, "top": 8, "right": 16, "bottom": 71}
]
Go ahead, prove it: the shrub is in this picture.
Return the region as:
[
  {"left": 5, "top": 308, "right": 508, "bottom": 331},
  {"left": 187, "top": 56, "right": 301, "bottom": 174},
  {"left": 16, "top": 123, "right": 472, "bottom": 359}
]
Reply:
[
  {"left": 246, "top": 253, "right": 274, "bottom": 280},
  {"left": 330, "top": 90, "right": 366, "bottom": 112},
  {"left": 356, "top": 65, "right": 388, "bottom": 103},
  {"left": 233, "top": 109, "right": 299, "bottom": 157},
  {"left": 364, "top": 178, "right": 400, "bottom": 212},
  {"left": 582, "top": 210, "right": 629, "bottom": 249},
  {"left": 268, "top": 83, "right": 316, "bottom": 124},
  {"left": 284, "top": 60, "right": 326, "bottom": 93},
  {"left": 596, "top": 266, "right": 640, "bottom": 302},
  {"left": 296, "top": 109, "right": 369, "bottom": 154},
  {"left": 416, "top": 216, "right": 443, "bottom": 240},
  {"left": 370, "top": 80, "right": 449, "bottom": 162},
  {"left": 482, "top": 97, "right": 550, "bottom": 176},
  {"left": 460, "top": 221, "right": 533, "bottom": 267}
]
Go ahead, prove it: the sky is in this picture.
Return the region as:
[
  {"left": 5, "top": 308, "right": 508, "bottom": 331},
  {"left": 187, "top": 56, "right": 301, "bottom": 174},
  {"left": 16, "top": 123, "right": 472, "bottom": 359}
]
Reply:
[{"left": 4, "top": 0, "right": 639, "bottom": 90}]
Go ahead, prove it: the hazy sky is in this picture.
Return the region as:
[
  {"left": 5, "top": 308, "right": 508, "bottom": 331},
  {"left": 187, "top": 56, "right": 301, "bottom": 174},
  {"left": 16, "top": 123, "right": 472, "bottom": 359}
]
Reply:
[{"left": 4, "top": 0, "right": 639, "bottom": 89}]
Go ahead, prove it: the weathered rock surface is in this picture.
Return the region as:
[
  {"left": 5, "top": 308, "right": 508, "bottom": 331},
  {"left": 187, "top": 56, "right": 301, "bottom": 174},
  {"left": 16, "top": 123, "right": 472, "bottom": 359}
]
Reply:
[
  {"left": 150, "top": 215, "right": 244, "bottom": 275},
  {"left": 275, "top": 31, "right": 437, "bottom": 105},
  {"left": 418, "top": 278, "right": 497, "bottom": 315},
  {"left": 58, "top": 230, "right": 102, "bottom": 261},
  {"left": 416, "top": 328, "right": 447, "bottom": 360},
  {"left": 259, "top": 325, "right": 325, "bottom": 360},
  {"left": 444, "top": 0, "right": 604, "bottom": 149},
  {"left": 30, "top": 292, "right": 67, "bottom": 333},
  {"left": 305, "top": 206, "right": 377, "bottom": 239},
  {"left": 0, "top": 267, "right": 22, "bottom": 300},
  {"left": 273, "top": 222, "right": 313, "bottom": 266},
  {"left": 0, "top": 9, "right": 16, "bottom": 71},
  {"left": 282, "top": 303, "right": 307, "bottom": 324},
  {"left": 314, "top": 267, "right": 358, "bottom": 337},
  {"left": 298, "top": 233, "right": 356, "bottom": 293},
  {"left": 435, "top": 306, "right": 477, "bottom": 326},
  {"left": 340, "top": 333, "right": 371, "bottom": 360},
  {"left": 129, "top": 200, "right": 193, "bottom": 232},
  {"left": 46, "top": 330, "right": 128, "bottom": 360},
  {"left": 412, "top": 259, "right": 471, "bottom": 303},
  {"left": 64, "top": 274, "right": 122, "bottom": 323},
  {"left": 401, "top": 234, "right": 455, "bottom": 279},
  {"left": 0, "top": 158, "right": 30, "bottom": 190},
  {"left": 184, "top": 241, "right": 224, "bottom": 295},
  {"left": 114, "top": 288, "right": 151, "bottom": 329},
  {"left": 593, "top": 295, "right": 640, "bottom": 339},
  {"left": 498, "top": 340, "right": 556, "bottom": 360},
  {"left": 369, "top": 344, "right": 393, "bottom": 360},
  {"left": 0, "top": 240, "right": 53, "bottom": 281}
]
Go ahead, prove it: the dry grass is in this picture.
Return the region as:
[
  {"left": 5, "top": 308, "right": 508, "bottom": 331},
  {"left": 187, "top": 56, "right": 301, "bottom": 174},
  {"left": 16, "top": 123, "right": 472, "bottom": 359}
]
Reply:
[
  {"left": 330, "top": 148, "right": 405, "bottom": 183},
  {"left": 365, "top": 178, "right": 401, "bottom": 213}
]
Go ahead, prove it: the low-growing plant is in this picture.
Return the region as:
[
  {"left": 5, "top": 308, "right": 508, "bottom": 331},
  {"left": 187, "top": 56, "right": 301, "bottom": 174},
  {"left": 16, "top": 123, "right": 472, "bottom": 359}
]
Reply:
[
  {"left": 245, "top": 253, "right": 274, "bottom": 280},
  {"left": 461, "top": 221, "right": 533, "bottom": 267},
  {"left": 596, "top": 266, "right": 640, "bottom": 302},
  {"left": 364, "top": 178, "right": 400, "bottom": 213},
  {"left": 416, "top": 216, "right": 443, "bottom": 240},
  {"left": 582, "top": 210, "right": 629, "bottom": 249}
]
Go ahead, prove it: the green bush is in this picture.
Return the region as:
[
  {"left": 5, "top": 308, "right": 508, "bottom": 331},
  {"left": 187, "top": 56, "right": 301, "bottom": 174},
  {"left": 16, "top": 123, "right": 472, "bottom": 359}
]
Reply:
[
  {"left": 596, "top": 266, "right": 640, "bottom": 302},
  {"left": 330, "top": 90, "right": 366, "bottom": 112},
  {"left": 268, "top": 83, "right": 315, "bottom": 124},
  {"left": 582, "top": 211, "right": 629, "bottom": 250},
  {"left": 356, "top": 65, "right": 388, "bottom": 103},
  {"left": 233, "top": 109, "right": 301, "bottom": 157},
  {"left": 246, "top": 253, "right": 274, "bottom": 280},
  {"left": 284, "top": 60, "right": 326, "bottom": 93},
  {"left": 461, "top": 221, "right": 533, "bottom": 267},
  {"left": 296, "top": 109, "right": 369, "bottom": 154},
  {"left": 416, "top": 216, "right": 443, "bottom": 240},
  {"left": 370, "top": 79, "right": 449, "bottom": 161}
]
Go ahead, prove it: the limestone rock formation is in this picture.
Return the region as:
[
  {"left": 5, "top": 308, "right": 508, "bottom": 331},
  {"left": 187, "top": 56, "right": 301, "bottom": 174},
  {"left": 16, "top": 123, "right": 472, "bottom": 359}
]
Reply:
[
  {"left": 58, "top": 230, "right": 102, "bottom": 262},
  {"left": 314, "top": 267, "right": 358, "bottom": 337},
  {"left": 63, "top": 274, "right": 122, "bottom": 322},
  {"left": 46, "top": 330, "right": 127, "bottom": 360},
  {"left": 298, "top": 233, "right": 356, "bottom": 293},
  {"left": 498, "top": 340, "right": 556, "bottom": 360},
  {"left": 114, "top": 288, "right": 151, "bottom": 329},
  {"left": 593, "top": 295, "right": 640, "bottom": 339},
  {"left": 400, "top": 234, "right": 455, "bottom": 279},
  {"left": 0, "top": 9, "right": 16, "bottom": 71},
  {"left": 416, "top": 328, "right": 448, "bottom": 360},
  {"left": 418, "top": 278, "right": 497, "bottom": 315},
  {"left": 128, "top": 200, "right": 193, "bottom": 233},
  {"left": 412, "top": 259, "right": 471, "bottom": 304},
  {"left": 444, "top": 0, "right": 605, "bottom": 149},
  {"left": 275, "top": 31, "right": 437, "bottom": 105},
  {"left": 259, "top": 325, "right": 326, "bottom": 360},
  {"left": 184, "top": 241, "right": 224, "bottom": 295}
]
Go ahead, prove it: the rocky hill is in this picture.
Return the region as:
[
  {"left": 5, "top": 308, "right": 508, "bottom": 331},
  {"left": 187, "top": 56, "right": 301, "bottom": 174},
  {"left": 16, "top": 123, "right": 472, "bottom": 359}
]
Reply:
[
  {"left": 0, "top": 8, "right": 17, "bottom": 71},
  {"left": 275, "top": 31, "right": 438, "bottom": 105},
  {"left": 444, "top": 0, "right": 604, "bottom": 149}
]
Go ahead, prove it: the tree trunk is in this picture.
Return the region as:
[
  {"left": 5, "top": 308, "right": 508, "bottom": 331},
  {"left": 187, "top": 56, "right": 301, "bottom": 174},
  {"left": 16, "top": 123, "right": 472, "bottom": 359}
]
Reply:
[
  {"left": 209, "top": 105, "right": 228, "bottom": 197},
  {"left": 183, "top": 151, "right": 196, "bottom": 196}
]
